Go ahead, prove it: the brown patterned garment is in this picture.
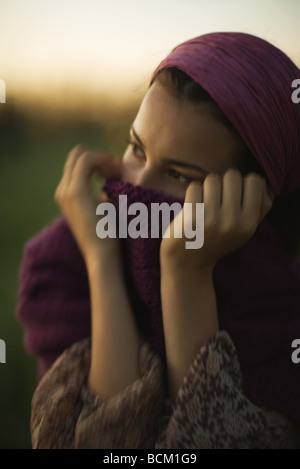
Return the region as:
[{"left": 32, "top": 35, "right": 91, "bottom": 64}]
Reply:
[{"left": 31, "top": 331, "right": 300, "bottom": 449}]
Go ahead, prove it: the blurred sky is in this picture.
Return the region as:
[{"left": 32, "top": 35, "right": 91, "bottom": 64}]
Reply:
[{"left": 0, "top": 0, "right": 300, "bottom": 105}]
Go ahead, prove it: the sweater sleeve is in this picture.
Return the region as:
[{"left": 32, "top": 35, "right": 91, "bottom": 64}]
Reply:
[
  {"left": 30, "top": 332, "right": 300, "bottom": 449},
  {"left": 15, "top": 216, "right": 91, "bottom": 380},
  {"left": 31, "top": 338, "right": 167, "bottom": 449},
  {"left": 155, "top": 331, "right": 300, "bottom": 449}
]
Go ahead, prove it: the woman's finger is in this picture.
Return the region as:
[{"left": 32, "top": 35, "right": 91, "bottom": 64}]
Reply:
[
  {"left": 62, "top": 144, "right": 92, "bottom": 182},
  {"left": 202, "top": 173, "right": 222, "bottom": 229},
  {"left": 221, "top": 170, "right": 243, "bottom": 221},
  {"left": 70, "top": 151, "right": 122, "bottom": 193},
  {"left": 185, "top": 180, "right": 203, "bottom": 204},
  {"left": 242, "top": 173, "right": 265, "bottom": 226},
  {"left": 184, "top": 180, "right": 203, "bottom": 232}
]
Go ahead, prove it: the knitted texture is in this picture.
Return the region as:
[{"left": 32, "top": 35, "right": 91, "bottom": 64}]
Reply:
[
  {"left": 31, "top": 332, "right": 300, "bottom": 449},
  {"left": 31, "top": 338, "right": 166, "bottom": 449},
  {"left": 16, "top": 180, "right": 300, "bottom": 424}
]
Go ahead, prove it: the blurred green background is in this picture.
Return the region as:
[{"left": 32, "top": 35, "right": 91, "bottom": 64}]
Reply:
[{"left": 0, "top": 96, "right": 139, "bottom": 448}]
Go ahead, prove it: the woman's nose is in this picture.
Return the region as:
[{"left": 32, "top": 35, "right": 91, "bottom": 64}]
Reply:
[
  {"left": 134, "top": 168, "right": 162, "bottom": 192},
  {"left": 122, "top": 159, "right": 161, "bottom": 192}
]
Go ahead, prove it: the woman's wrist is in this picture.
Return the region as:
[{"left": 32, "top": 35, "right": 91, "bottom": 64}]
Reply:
[
  {"left": 160, "top": 261, "right": 218, "bottom": 329},
  {"left": 86, "top": 241, "right": 141, "bottom": 398},
  {"left": 160, "top": 247, "right": 215, "bottom": 279},
  {"left": 160, "top": 259, "right": 219, "bottom": 399},
  {"left": 85, "top": 241, "right": 121, "bottom": 276}
]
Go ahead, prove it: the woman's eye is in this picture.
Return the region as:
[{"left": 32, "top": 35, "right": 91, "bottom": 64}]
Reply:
[
  {"left": 167, "top": 169, "right": 191, "bottom": 184},
  {"left": 127, "top": 140, "right": 145, "bottom": 160}
]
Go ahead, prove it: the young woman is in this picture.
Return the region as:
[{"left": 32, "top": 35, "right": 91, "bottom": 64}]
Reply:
[{"left": 17, "top": 32, "right": 300, "bottom": 448}]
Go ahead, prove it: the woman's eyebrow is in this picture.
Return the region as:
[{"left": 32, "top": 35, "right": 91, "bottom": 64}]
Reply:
[
  {"left": 162, "top": 158, "right": 210, "bottom": 175},
  {"left": 130, "top": 125, "right": 210, "bottom": 175},
  {"left": 130, "top": 126, "right": 145, "bottom": 149}
]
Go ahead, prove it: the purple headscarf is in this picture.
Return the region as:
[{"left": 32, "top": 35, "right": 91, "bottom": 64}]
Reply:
[{"left": 151, "top": 32, "right": 300, "bottom": 196}]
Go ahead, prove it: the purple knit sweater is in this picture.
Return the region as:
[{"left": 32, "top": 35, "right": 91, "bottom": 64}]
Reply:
[{"left": 16, "top": 180, "right": 300, "bottom": 424}]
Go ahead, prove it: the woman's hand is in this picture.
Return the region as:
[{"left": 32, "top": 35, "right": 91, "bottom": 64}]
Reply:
[
  {"left": 161, "top": 169, "right": 274, "bottom": 272},
  {"left": 56, "top": 145, "right": 140, "bottom": 398},
  {"left": 55, "top": 144, "right": 122, "bottom": 265},
  {"left": 160, "top": 169, "right": 274, "bottom": 399}
]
